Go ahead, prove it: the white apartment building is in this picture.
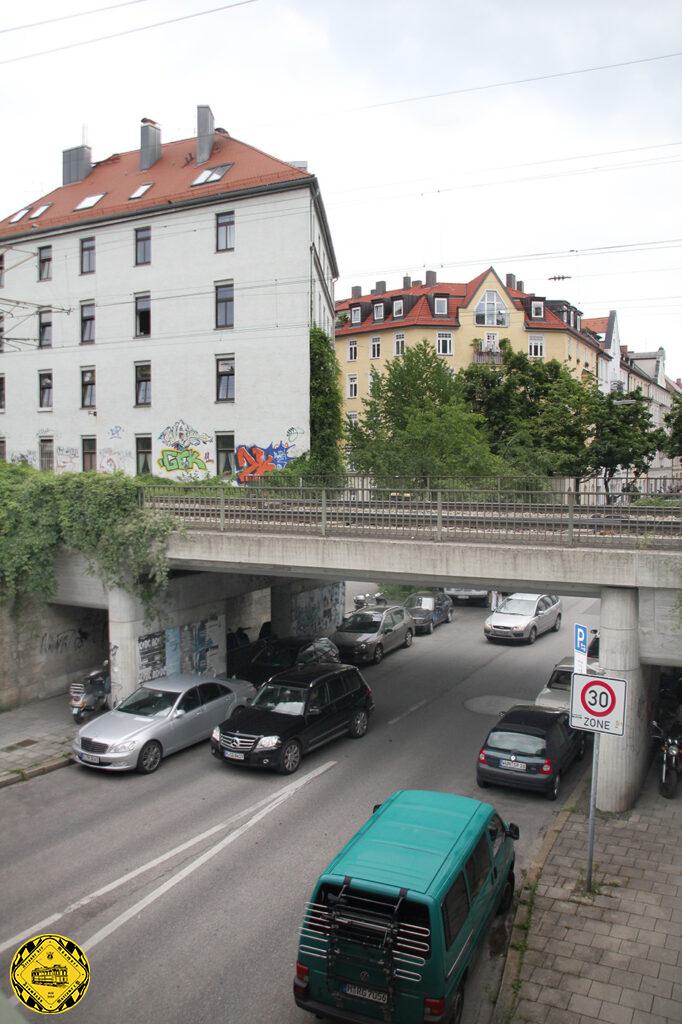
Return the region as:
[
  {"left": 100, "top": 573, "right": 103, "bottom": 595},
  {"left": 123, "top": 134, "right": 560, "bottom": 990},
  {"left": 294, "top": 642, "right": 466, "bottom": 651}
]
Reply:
[{"left": 0, "top": 105, "right": 337, "bottom": 481}]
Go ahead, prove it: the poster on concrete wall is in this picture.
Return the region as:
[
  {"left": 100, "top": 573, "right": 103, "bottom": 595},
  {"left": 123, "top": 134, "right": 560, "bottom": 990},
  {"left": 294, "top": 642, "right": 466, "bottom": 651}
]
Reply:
[
  {"left": 137, "top": 631, "right": 167, "bottom": 683},
  {"left": 179, "top": 615, "right": 224, "bottom": 676},
  {"left": 165, "top": 627, "right": 181, "bottom": 676}
]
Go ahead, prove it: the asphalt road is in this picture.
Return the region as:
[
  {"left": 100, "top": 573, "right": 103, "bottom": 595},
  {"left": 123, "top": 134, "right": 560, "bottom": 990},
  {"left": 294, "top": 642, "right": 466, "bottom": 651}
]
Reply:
[{"left": 0, "top": 595, "right": 599, "bottom": 1024}]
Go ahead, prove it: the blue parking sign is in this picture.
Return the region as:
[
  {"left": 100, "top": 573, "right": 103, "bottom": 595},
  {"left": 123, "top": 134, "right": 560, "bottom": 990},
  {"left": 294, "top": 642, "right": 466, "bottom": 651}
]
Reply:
[{"left": 574, "top": 623, "right": 588, "bottom": 655}]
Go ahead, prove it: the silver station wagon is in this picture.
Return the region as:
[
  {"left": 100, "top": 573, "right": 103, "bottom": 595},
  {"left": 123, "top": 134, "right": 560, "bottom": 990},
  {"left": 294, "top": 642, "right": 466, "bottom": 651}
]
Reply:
[
  {"left": 73, "top": 674, "right": 256, "bottom": 774},
  {"left": 484, "top": 593, "right": 562, "bottom": 644}
]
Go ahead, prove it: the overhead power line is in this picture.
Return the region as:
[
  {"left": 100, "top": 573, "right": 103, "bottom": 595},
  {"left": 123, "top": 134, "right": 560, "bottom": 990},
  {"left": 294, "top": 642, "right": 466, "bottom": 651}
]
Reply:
[{"left": 0, "top": 0, "right": 154, "bottom": 35}]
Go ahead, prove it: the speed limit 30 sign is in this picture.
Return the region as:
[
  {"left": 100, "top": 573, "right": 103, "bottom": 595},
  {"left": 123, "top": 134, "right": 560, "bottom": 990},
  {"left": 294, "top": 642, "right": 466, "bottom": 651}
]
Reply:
[{"left": 570, "top": 672, "right": 627, "bottom": 736}]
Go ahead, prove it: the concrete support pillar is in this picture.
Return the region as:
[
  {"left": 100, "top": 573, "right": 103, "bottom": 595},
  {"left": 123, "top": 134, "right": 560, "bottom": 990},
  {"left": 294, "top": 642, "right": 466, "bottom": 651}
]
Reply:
[
  {"left": 107, "top": 587, "right": 145, "bottom": 706},
  {"left": 270, "top": 580, "right": 346, "bottom": 638},
  {"left": 596, "top": 587, "right": 651, "bottom": 812}
]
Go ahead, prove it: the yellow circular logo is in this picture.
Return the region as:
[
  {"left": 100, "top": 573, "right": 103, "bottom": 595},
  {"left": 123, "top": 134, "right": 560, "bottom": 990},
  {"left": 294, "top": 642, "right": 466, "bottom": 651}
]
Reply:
[{"left": 10, "top": 934, "right": 90, "bottom": 1014}]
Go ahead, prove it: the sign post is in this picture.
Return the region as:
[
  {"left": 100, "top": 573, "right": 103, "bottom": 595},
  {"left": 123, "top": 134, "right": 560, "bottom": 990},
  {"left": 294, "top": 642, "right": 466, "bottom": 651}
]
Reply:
[{"left": 570, "top": 672, "right": 627, "bottom": 892}]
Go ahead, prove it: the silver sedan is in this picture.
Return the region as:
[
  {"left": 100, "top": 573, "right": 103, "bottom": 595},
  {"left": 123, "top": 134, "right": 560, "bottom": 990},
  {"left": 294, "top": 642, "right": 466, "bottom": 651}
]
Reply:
[
  {"left": 73, "top": 675, "right": 256, "bottom": 774},
  {"left": 483, "top": 593, "right": 562, "bottom": 644}
]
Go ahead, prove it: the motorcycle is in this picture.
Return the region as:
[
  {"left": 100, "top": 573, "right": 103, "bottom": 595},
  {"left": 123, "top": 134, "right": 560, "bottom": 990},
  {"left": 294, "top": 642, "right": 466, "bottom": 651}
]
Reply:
[
  {"left": 353, "top": 591, "right": 388, "bottom": 610},
  {"left": 69, "top": 663, "right": 111, "bottom": 723},
  {"left": 652, "top": 719, "right": 682, "bottom": 799}
]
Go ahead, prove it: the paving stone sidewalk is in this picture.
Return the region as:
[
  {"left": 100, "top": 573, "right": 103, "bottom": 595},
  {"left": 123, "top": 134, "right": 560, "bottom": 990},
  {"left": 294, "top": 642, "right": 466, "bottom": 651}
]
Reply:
[
  {"left": 0, "top": 693, "right": 77, "bottom": 786},
  {"left": 497, "top": 763, "right": 682, "bottom": 1024}
]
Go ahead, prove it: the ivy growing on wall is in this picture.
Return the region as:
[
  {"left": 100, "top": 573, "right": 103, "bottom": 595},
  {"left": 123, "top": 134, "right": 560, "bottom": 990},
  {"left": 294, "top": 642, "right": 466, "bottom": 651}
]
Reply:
[{"left": 0, "top": 464, "right": 175, "bottom": 615}]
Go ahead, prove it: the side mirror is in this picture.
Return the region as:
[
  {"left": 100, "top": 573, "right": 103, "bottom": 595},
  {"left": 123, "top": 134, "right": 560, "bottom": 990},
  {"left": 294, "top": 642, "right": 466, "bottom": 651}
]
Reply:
[
  {"left": 174, "top": 708, "right": 186, "bottom": 719},
  {"left": 506, "top": 823, "right": 520, "bottom": 841}
]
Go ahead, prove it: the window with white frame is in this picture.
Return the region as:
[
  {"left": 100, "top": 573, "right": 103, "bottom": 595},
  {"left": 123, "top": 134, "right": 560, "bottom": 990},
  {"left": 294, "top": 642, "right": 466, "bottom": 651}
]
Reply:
[
  {"left": 351, "top": 306, "right": 361, "bottom": 325},
  {"left": 475, "top": 290, "right": 508, "bottom": 326},
  {"left": 371, "top": 337, "right": 381, "bottom": 359},
  {"left": 347, "top": 411, "right": 358, "bottom": 425},
  {"left": 434, "top": 296, "right": 448, "bottom": 316},
  {"left": 373, "top": 302, "right": 384, "bottom": 321},
  {"left": 437, "top": 332, "right": 452, "bottom": 356},
  {"left": 347, "top": 374, "right": 358, "bottom": 399},
  {"left": 392, "top": 298, "right": 404, "bottom": 318},
  {"left": 348, "top": 340, "right": 357, "bottom": 361},
  {"left": 528, "top": 334, "right": 544, "bottom": 358},
  {"left": 394, "top": 332, "right": 405, "bottom": 356},
  {"left": 531, "top": 301, "right": 544, "bottom": 319},
  {"left": 483, "top": 331, "right": 498, "bottom": 351}
]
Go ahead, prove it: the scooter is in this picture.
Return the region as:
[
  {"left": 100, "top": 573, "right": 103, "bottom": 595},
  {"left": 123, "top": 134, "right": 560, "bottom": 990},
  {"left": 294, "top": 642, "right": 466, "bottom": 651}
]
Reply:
[
  {"left": 652, "top": 719, "right": 682, "bottom": 799},
  {"left": 69, "top": 663, "right": 111, "bottom": 723}
]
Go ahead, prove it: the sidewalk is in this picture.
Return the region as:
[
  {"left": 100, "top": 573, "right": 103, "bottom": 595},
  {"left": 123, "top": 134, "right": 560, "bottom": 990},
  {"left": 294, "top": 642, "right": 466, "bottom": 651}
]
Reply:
[
  {"left": 495, "top": 763, "right": 682, "bottom": 1024},
  {"left": 0, "top": 694, "right": 76, "bottom": 787}
]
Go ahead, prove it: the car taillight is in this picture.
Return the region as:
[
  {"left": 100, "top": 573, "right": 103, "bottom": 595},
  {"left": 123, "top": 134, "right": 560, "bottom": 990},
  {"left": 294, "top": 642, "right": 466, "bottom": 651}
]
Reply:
[
  {"left": 540, "top": 759, "right": 552, "bottom": 774},
  {"left": 478, "top": 748, "right": 487, "bottom": 764},
  {"left": 424, "top": 996, "right": 445, "bottom": 1016},
  {"left": 295, "top": 962, "right": 309, "bottom": 983}
]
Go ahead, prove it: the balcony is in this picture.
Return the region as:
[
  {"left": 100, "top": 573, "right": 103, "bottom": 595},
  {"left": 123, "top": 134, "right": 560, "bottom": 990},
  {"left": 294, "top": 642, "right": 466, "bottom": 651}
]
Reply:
[{"left": 473, "top": 350, "right": 503, "bottom": 364}]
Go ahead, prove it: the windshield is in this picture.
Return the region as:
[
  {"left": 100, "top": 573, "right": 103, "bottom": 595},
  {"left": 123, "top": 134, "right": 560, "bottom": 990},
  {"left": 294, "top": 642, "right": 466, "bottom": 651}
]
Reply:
[
  {"left": 497, "top": 598, "right": 536, "bottom": 616},
  {"left": 487, "top": 730, "right": 546, "bottom": 757},
  {"left": 340, "top": 612, "right": 383, "bottom": 633},
  {"left": 548, "top": 670, "right": 571, "bottom": 691},
  {"left": 117, "top": 687, "right": 176, "bottom": 717},
  {"left": 251, "top": 642, "right": 297, "bottom": 669},
  {"left": 406, "top": 595, "right": 435, "bottom": 610},
  {"left": 251, "top": 683, "right": 306, "bottom": 716}
]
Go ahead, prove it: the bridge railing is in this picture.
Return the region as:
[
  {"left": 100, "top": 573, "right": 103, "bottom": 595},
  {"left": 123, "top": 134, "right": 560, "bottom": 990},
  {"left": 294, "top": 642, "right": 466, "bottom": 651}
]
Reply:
[{"left": 141, "top": 484, "right": 682, "bottom": 550}]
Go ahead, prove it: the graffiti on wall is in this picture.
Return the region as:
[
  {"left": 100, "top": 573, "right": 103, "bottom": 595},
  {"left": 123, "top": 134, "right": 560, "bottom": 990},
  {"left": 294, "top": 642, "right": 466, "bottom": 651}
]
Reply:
[
  {"left": 292, "top": 583, "right": 345, "bottom": 635},
  {"left": 56, "top": 446, "right": 79, "bottom": 472},
  {"left": 157, "top": 419, "right": 212, "bottom": 475},
  {"left": 236, "top": 441, "right": 294, "bottom": 482},
  {"left": 40, "top": 625, "right": 103, "bottom": 656},
  {"left": 99, "top": 448, "right": 133, "bottom": 473},
  {"left": 108, "top": 425, "right": 124, "bottom": 439},
  {"left": 286, "top": 426, "right": 304, "bottom": 444},
  {"left": 11, "top": 451, "right": 37, "bottom": 466}
]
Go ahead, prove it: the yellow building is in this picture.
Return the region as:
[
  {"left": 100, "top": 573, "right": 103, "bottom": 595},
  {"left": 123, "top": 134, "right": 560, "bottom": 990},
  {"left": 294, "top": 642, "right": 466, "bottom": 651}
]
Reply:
[{"left": 335, "top": 268, "right": 605, "bottom": 420}]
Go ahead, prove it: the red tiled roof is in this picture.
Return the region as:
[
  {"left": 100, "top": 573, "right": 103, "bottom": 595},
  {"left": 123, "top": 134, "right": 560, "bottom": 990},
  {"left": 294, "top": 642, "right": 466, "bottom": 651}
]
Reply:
[
  {"left": 582, "top": 317, "right": 609, "bottom": 334},
  {"left": 0, "top": 134, "right": 312, "bottom": 239}
]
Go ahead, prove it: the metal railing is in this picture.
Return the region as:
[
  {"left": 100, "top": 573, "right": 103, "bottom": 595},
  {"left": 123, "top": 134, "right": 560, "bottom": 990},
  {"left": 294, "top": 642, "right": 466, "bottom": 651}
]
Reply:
[{"left": 142, "top": 484, "right": 682, "bottom": 550}]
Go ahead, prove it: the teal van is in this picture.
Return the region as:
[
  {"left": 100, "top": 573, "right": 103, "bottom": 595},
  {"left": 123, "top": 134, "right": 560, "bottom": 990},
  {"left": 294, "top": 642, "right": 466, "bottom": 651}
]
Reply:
[{"left": 293, "top": 790, "right": 519, "bottom": 1024}]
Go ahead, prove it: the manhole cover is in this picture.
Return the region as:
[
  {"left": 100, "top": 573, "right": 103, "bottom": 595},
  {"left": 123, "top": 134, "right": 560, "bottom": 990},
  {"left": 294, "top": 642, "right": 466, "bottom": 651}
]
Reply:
[
  {"left": 463, "top": 695, "right": 519, "bottom": 715},
  {"left": 0, "top": 738, "right": 39, "bottom": 752}
]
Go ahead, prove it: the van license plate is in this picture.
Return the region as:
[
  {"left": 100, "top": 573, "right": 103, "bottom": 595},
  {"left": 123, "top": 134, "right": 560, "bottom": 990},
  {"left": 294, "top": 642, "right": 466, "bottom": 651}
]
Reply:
[
  {"left": 80, "top": 753, "right": 100, "bottom": 764},
  {"left": 500, "top": 759, "right": 526, "bottom": 771},
  {"left": 225, "top": 751, "right": 244, "bottom": 760},
  {"left": 341, "top": 984, "right": 388, "bottom": 1005}
]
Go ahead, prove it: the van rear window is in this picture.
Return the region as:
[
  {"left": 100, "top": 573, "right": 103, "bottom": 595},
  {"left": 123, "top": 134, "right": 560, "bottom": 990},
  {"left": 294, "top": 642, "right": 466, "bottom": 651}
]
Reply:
[{"left": 313, "top": 883, "right": 431, "bottom": 959}]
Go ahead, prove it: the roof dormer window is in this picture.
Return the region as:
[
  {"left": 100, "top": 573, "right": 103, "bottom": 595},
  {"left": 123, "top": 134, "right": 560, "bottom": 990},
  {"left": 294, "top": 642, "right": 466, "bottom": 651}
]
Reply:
[
  {"left": 392, "top": 298, "right": 404, "bottom": 318},
  {"left": 475, "top": 289, "right": 508, "bottom": 327},
  {"left": 373, "top": 302, "right": 384, "bottom": 321},
  {"left": 434, "top": 296, "right": 448, "bottom": 316},
  {"left": 129, "top": 183, "right": 154, "bottom": 200},
  {"left": 351, "top": 306, "right": 361, "bottom": 325},
  {"left": 531, "top": 300, "right": 544, "bottom": 319},
  {"left": 29, "top": 204, "right": 51, "bottom": 220},
  {"left": 9, "top": 209, "right": 29, "bottom": 224},
  {"left": 75, "top": 193, "right": 106, "bottom": 211},
  {"left": 191, "top": 164, "right": 233, "bottom": 186}
]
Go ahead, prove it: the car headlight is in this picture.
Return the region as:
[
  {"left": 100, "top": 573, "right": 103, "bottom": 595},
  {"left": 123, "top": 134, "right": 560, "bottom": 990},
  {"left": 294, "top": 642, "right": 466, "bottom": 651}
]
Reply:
[
  {"left": 211, "top": 726, "right": 221, "bottom": 742},
  {"left": 254, "top": 735, "right": 281, "bottom": 751},
  {"left": 110, "top": 740, "right": 137, "bottom": 753},
  {"left": 512, "top": 626, "right": 525, "bottom": 634},
  {"left": 669, "top": 745, "right": 679, "bottom": 757},
  {"left": 483, "top": 623, "right": 492, "bottom": 632},
  {"left": 357, "top": 643, "right": 367, "bottom": 651}
]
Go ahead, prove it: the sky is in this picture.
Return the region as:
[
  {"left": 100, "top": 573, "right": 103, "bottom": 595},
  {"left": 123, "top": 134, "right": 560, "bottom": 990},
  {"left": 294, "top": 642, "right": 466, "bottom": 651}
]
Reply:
[{"left": 1, "top": 0, "right": 681, "bottom": 377}]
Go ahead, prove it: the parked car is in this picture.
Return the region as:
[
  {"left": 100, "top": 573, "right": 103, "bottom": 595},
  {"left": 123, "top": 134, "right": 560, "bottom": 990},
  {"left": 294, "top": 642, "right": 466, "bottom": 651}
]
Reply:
[
  {"left": 293, "top": 790, "right": 519, "bottom": 1024},
  {"left": 483, "top": 593, "right": 562, "bottom": 644},
  {"left": 211, "top": 664, "right": 374, "bottom": 774},
  {"left": 238, "top": 635, "right": 340, "bottom": 686},
  {"left": 73, "top": 675, "right": 256, "bottom": 774},
  {"left": 332, "top": 605, "right": 414, "bottom": 664},
  {"left": 444, "top": 585, "right": 490, "bottom": 606},
  {"left": 535, "top": 652, "right": 598, "bottom": 712},
  {"left": 403, "top": 590, "right": 453, "bottom": 634},
  {"left": 477, "top": 704, "right": 585, "bottom": 800}
]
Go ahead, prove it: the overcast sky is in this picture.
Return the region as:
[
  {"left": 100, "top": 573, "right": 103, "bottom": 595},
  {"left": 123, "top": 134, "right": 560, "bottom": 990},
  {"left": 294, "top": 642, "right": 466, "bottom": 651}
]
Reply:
[{"left": 1, "top": 0, "right": 681, "bottom": 376}]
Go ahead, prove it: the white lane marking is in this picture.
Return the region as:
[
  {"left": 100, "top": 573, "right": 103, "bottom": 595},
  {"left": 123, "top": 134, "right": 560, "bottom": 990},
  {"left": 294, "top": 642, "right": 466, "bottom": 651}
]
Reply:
[
  {"left": 388, "top": 699, "right": 427, "bottom": 726},
  {"left": 0, "top": 762, "right": 335, "bottom": 955},
  {"left": 81, "top": 759, "right": 336, "bottom": 952}
]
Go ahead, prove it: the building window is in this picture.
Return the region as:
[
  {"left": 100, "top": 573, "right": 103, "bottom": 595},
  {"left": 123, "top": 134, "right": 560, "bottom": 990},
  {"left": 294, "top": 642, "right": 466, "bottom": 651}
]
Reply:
[
  {"left": 373, "top": 302, "right": 384, "bottom": 321},
  {"left": 39, "top": 371, "right": 53, "bottom": 409},
  {"left": 347, "top": 411, "right": 358, "bottom": 426},
  {"left": 135, "top": 227, "right": 151, "bottom": 266},
  {"left": 475, "top": 289, "right": 508, "bottom": 327},
  {"left": 437, "top": 332, "right": 452, "bottom": 356},
  {"left": 135, "top": 363, "right": 151, "bottom": 406},
  {"left": 348, "top": 340, "right": 357, "bottom": 361},
  {"left": 531, "top": 301, "right": 544, "bottom": 320},
  {"left": 528, "top": 334, "right": 544, "bottom": 358},
  {"left": 434, "top": 297, "right": 448, "bottom": 316},
  {"left": 38, "top": 246, "right": 52, "bottom": 281},
  {"left": 81, "top": 368, "right": 96, "bottom": 408},
  {"left": 483, "top": 331, "right": 499, "bottom": 351},
  {"left": 136, "top": 436, "right": 152, "bottom": 475},
  {"left": 39, "top": 437, "right": 54, "bottom": 471},
  {"left": 347, "top": 374, "right": 358, "bottom": 399},
  {"left": 216, "top": 211, "right": 235, "bottom": 252},
  {"left": 80, "top": 237, "right": 95, "bottom": 274},
  {"left": 351, "top": 306, "right": 361, "bottom": 325},
  {"left": 135, "top": 294, "right": 151, "bottom": 337},
  {"left": 394, "top": 332, "right": 405, "bottom": 356},
  {"left": 216, "top": 433, "right": 236, "bottom": 476},
  {"left": 0, "top": 438, "right": 5, "bottom": 461},
  {"left": 36, "top": 309, "right": 52, "bottom": 348},
  {"left": 393, "top": 298, "right": 404, "bottom": 318},
  {"left": 81, "top": 302, "right": 95, "bottom": 343},
  {"left": 215, "top": 282, "right": 234, "bottom": 329},
  {"left": 216, "top": 356, "right": 235, "bottom": 401},
  {"left": 192, "top": 164, "right": 232, "bottom": 186},
  {"left": 82, "top": 437, "right": 97, "bottom": 471},
  {"left": 371, "top": 337, "right": 381, "bottom": 359},
  {"left": 0, "top": 375, "right": 4, "bottom": 410}
]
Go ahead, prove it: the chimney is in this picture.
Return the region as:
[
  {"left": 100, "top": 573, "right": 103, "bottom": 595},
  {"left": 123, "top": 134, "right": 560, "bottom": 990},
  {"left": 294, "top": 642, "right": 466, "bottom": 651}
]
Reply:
[
  {"left": 425, "top": 270, "right": 437, "bottom": 286},
  {"left": 196, "top": 105, "right": 215, "bottom": 165},
  {"left": 516, "top": 279, "right": 524, "bottom": 292},
  {"left": 62, "top": 145, "right": 92, "bottom": 186},
  {"left": 375, "top": 280, "right": 386, "bottom": 294},
  {"left": 403, "top": 275, "right": 412, "bottom": 289},
  {"left": 140, "top": 119, "right": 161, "bottom": 171},
  {"left": 351, "top": 286, "right": 362, "bottom": 299},
  {"left": 413, "top": 279, "right": 422, "bottom": 287},
  {"left": 505, "top": 272, "right": 516, "bottom": 289}
]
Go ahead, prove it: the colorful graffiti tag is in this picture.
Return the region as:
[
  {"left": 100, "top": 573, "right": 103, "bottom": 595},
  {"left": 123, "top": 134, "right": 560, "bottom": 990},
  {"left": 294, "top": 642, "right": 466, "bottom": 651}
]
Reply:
[
  {"left": 236, "top": 441, "right": 294, "bottom": 483},
  {"left": 157, "top": 419, "right": 212, "bottom": 475}
]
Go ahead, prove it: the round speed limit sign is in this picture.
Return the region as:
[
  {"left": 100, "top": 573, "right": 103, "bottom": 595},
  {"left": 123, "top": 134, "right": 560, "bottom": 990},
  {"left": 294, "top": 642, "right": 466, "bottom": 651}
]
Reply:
[{"left": 570, "top": 673, "right": 626, "bottom": 735}]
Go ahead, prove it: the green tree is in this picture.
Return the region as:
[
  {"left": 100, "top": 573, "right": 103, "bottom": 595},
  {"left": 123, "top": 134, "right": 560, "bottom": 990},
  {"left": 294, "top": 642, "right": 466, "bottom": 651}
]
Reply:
[
  {"left": 308, "top": 325, "right": 344, "bottom": 479},
  {"left": 589, "top": 390, "right": 666, "bottom": 497},
  {"left": 664, "top": 394, "right": 682, "bottom": 460}
]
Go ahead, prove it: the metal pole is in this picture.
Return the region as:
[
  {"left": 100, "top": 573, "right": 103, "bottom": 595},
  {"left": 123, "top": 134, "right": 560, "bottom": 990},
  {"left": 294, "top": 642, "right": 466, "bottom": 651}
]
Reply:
[
  {"left": 436, "top": 491, "right": 443, "bottom": 541},
  {"left": 567, "top": 490, "right": 575, "bottom": 546},
  {"left": 321, "top": 488, "right": 327, "bottom": 538},
  {"left": 586, "top": 733, "right": 600, "bottom": 892}
]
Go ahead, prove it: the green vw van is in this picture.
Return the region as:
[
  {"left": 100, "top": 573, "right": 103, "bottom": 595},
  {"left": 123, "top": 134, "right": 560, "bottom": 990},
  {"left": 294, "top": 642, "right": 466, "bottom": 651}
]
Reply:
[{"left": 293, "top": 790, "right": 519, "bottom": 1024}]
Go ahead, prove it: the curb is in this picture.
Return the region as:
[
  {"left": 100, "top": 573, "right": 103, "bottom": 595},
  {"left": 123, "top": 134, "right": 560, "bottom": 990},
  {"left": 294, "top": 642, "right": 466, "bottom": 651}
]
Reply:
[
  {"left": 0, "top": 754, "right": 73, "bottom": 789},
  {"left": 491, "top": 768, "right": 592, "bottom": 1024}
]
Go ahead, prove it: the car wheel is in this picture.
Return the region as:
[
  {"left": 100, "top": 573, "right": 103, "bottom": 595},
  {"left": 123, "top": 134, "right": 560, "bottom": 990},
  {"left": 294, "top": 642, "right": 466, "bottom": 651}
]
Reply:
[
  {"left": 403, "top": 629, "right": 413, "bottom": 649},
  {"left": 528, "top": 626, "right": 538, "bottom": 645},
  {"left": 373, "top": 644, "right": 384, "bottom": 664},
  {"left": 449, "top": 983, "right": 465, "bottom": 1024},
  {"left": 427, "top": 620, "right": 434, "bottom": 635},
  {"left": 446, "top": 608, "right": 453, "bottom": 623},
  {"left": 74, "top": 710, "right": 85, "bottom": 724},
  {"left": 553, "top": 613, "right": 562, "bottom": 632},
  {"left": 497, "top": 870, "right": 515, "bottom": 915},
  {"left": 546, "top": 772, "right": 561, "bottom": 800},
  {"left": 278, "top": 739, "right": 302, "bottom": 774},
  {"left": 136, "top": 740, "right": 162, "bottom": 774},
  {"left": 349, "top": 709, "right": 369, "bottom": 738}
]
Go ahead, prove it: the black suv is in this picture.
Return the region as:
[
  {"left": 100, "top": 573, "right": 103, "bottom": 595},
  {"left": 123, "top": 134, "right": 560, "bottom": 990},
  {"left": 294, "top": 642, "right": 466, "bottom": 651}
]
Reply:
[
  {"left": 211, "top": 664, "right": 374, "bottom": 774},
  {"left": 238, "top": 636, "right": 341, "bottom": 687}
]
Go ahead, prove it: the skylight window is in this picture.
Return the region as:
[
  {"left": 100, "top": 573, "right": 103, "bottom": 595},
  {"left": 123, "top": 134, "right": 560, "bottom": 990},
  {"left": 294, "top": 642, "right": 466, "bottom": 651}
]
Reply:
[
  {"left": 191, "top": 164, "right": 232, "bottom": 186},
  {"left": 29, "top": 204, "right": 51, "bottom": 220},
  {"left": 9, "top": 209, "right": 29, "bottom": 223},
  {"left": 129, "top": 183, "right": 153, "bottom": 200},
  {"left": 74, "top": 193, "right": 106, "bottom": 211}
]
